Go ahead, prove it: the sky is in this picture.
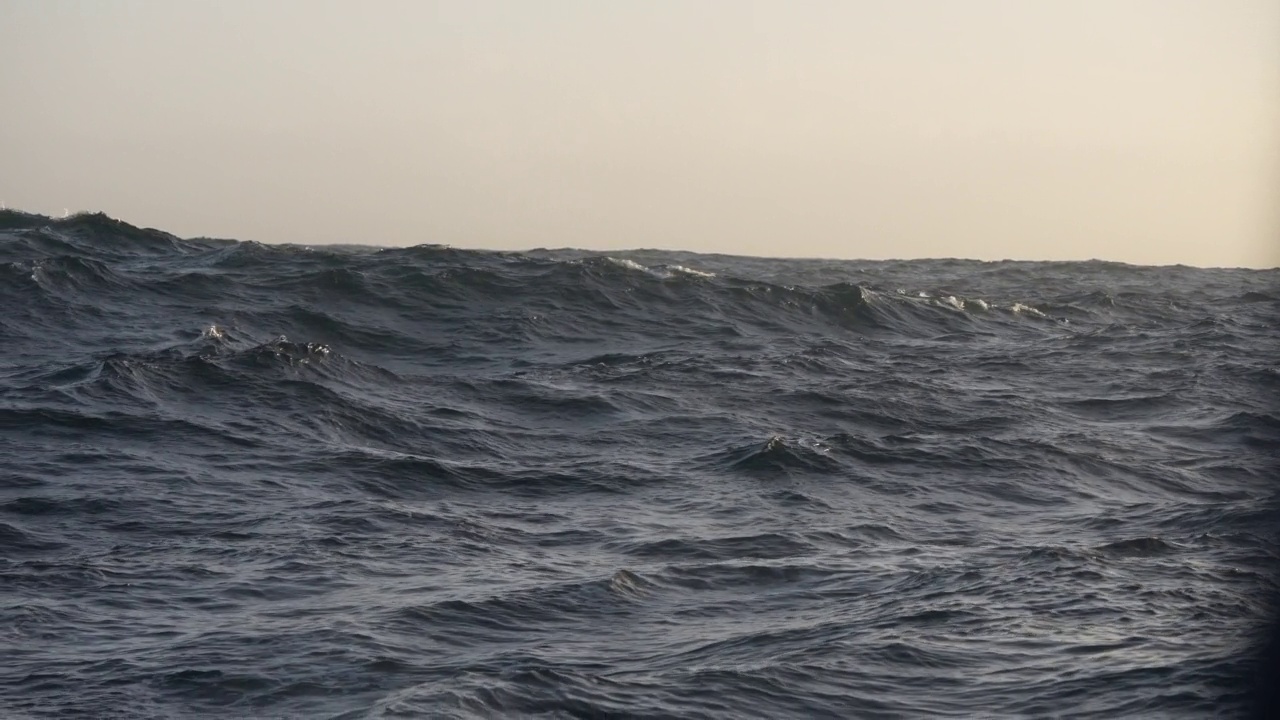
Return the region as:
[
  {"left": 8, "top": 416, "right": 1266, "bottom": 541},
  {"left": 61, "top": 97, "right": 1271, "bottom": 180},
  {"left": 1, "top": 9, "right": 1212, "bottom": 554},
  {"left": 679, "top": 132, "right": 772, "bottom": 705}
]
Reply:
[{"left": 1, "top": 1, "right": 1277, "bottom": 267}]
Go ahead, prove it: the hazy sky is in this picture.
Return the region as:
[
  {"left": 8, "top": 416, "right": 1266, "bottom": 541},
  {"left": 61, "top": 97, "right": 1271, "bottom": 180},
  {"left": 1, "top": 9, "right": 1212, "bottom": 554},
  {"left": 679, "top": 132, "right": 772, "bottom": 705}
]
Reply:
[{"left": 2, "top": 1, "right": 1277, "bottom": 266}]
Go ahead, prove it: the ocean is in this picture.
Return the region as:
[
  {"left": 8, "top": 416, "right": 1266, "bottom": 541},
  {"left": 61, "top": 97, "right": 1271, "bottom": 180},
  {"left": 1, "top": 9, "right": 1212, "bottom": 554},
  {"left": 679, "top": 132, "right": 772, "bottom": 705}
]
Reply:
[{"left": 2, "top": 210, "right": 1277, "bottom": 718}]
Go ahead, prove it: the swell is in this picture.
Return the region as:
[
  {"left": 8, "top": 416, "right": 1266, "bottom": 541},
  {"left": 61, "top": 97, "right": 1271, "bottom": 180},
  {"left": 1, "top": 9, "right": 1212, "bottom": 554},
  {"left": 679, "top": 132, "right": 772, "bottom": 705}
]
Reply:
[
  {"left": 0, "top": 212, "right": 1089, "bottom": 347},
  {"left": 2, "top": 209, "right": 1277, "bottom": 719},
  {"left": 9, "top": 211, "right": 1270, "bottom": 362}
]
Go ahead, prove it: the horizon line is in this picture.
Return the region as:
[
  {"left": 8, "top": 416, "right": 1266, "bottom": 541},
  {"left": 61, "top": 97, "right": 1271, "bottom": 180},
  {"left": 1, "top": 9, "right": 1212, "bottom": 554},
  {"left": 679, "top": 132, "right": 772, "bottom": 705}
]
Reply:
[{"left": 3, "top": 207, "right": 1274, "bottom": 272}]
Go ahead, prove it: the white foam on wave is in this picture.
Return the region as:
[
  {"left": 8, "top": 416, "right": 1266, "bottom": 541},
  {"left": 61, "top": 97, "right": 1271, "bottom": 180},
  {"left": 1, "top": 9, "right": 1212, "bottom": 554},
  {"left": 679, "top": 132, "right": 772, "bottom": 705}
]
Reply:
[
  {"left": 928, "top": 294, "right": 993, "bottom": 312},
  {"left": 1010, "top": 302, "right": 1047, "bottom": 318},
  {"left": 604, "top": 257, "right": 715, "bottom": 279},
  {"left": 605, "top": 257, "right": 649, "bottom": 273},
  {"left": 669, "top": 265, "right": 716, "bottom": 278},
  {"left": 893, "top": 289, "right": 1048, "bottom": 318}
]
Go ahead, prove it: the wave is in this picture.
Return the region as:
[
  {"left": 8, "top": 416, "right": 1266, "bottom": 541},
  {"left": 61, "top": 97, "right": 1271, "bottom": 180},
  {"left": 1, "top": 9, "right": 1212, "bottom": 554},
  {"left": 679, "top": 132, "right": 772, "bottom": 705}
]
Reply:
[
  {"left": 0, "top": 211, "right": 1102, "bottom": 352},
  {"left": 0, "top": 211, "right": 211, "bottom": 262},
  {"left": 704, "top": 435, "right": 843, "bottom": 475},
  {"left": 3, "top": 208, "right": 1277, "bottom": 718}
]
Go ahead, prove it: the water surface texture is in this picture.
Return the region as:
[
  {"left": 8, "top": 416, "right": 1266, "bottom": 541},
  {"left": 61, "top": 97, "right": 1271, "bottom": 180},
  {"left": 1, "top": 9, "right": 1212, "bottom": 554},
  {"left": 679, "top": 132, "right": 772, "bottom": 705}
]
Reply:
[{"left": 2, "top": 211, "right": 1278, "bottom": 718}]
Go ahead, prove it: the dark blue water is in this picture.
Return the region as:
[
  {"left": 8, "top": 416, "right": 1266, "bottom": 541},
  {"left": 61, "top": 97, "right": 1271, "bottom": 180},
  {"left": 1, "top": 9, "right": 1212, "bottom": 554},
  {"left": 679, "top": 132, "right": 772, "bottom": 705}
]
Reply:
[{"left": 2, "top": 210, "right": 1278, "bottom": 718}]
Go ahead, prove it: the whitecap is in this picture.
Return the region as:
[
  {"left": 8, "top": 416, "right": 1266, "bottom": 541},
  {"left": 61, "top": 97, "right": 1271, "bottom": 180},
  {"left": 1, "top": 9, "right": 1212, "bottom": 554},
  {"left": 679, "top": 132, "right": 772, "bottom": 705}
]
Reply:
[
  {"left": 668, "top": 265, "right": 716, "bottom": 278},
  {"left": 604, "top": 257, "right": 650, "bottom": 273},
  {"left": 603, "top": 257, "right": 714, "bottom": 280},
  {"left": 1010, "top": 302, "right": 1047, "bottom": 318}
]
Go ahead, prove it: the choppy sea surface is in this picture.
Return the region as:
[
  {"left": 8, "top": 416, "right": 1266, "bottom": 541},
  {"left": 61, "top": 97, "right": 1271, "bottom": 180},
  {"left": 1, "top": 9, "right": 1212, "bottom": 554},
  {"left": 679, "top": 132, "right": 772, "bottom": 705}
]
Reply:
[{"left": 2, "top": 211, "right": 1278, "bottom": 719}]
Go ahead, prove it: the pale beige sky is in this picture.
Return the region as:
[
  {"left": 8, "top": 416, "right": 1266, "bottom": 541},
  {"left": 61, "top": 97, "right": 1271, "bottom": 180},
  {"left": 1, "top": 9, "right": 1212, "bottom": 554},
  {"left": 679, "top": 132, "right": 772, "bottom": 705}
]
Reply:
[{"left": 1, "top": 0, "right": 1277, "bottom": 266}]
